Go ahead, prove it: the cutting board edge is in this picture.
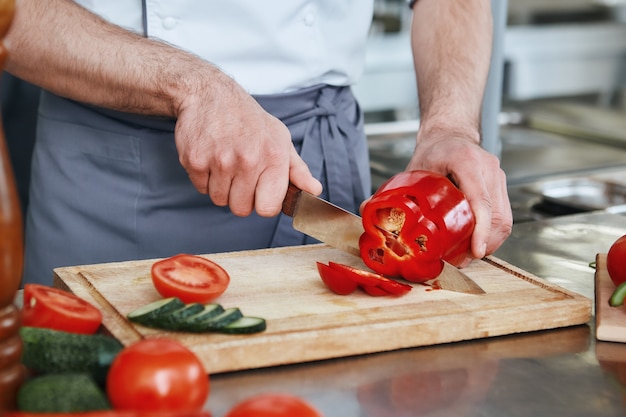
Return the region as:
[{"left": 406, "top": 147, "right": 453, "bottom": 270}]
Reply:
[
  {"left": 194, "top": 302, "right": 592, "bottom": 374},
  {"left": 483, "top": 255, "right": 590, "bottom": 302},
  {"left": 595, "top": 253, "right": 626, "bottom": 343}
]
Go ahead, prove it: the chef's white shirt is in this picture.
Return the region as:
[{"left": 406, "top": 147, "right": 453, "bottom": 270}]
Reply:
[{"left": 74, "top": 1, "right": 374, "bottom": 95}]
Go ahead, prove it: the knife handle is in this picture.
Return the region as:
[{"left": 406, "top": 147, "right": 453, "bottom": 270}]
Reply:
[{"left": 281, "top": 183, "right": 302, "bottom": 217}]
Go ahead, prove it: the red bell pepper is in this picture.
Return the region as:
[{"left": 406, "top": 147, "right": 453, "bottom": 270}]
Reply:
[{"left": 359, "top": 170, "right": 475, "bottom": 283}]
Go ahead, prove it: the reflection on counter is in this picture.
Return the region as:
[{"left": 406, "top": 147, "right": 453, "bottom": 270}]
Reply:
[
  {"left": 208, "top": 325, "right": 593, "bottom": 417},
  {"left": 596, "top": 342, "right": 626, "bottom": 408}
]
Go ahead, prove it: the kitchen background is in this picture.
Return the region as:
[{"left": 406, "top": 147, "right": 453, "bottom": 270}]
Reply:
[{"left": 3, "top": 0, "right": 626, "bottom": 226}]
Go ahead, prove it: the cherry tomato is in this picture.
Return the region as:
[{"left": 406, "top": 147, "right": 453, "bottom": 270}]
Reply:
[
  {"left": 151, "top": 254, "right": 230, "bottom": 303},
  {"left": 21, "top": 284, "right": 103, "bottom": 334},
  {"left": 225, "top": 393, "right": 323, "bottom": 417},
  {"left": 319, "top": 261, "right": 412, "bottom": 297},
  {"left": 106, "top": 338, "right": 209, "bottom": 412},
  {"left": 607, "top": 234, "right": 626, "bottom": 287}
]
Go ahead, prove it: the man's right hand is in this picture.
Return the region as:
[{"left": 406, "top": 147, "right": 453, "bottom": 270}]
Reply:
[{"left": 173, "top": 74, "right": 322, "bottom": 217}]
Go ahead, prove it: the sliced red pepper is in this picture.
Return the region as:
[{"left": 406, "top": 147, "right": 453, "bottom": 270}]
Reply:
[
  {"left": 359, "top": 170, "right": 475, "bottom": 283},
  {"left": 361, "top": 285, "right": 392, "bottom": 297},
  {"left": 327, "top": 262, "right": 412, "bottom": 296},
  {"left": 316, "top": 261, "right": 411, "bottom": 297},
  {"left": 316, "top": 262, "right": 358, "bottom": 295}
]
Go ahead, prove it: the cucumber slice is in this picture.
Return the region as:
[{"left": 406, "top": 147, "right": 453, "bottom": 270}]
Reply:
[
  {"left": 218, "top": 316, "right": 267, "bottom": 334},
  {"left": 181, "top": 303, "right": 225, "bottom": 327},
  {"left": 127, "top": 297, "right": 184, "bottom": 325},
  {"left": 127, "top": 299, "right": 265, "bottom": 335},
  {"left": 186, "top": 307, "right": 243, "bottom": 332},
  {"left": 159, "top": 303, "right": 206, "bottom": 330}
]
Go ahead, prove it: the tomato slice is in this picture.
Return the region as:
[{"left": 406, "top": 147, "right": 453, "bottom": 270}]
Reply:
[
  {"left": 327, "top": 262, "right": 412, "bottom": 296},
  {"left": 21, "top": 284, "right": 103, "bottom": 334},
  {"left": 316, "top": 262, "right": 358, "bottom": 295},
  {"left": 151, "top": 254, "right": 230, "bottom": 304}
]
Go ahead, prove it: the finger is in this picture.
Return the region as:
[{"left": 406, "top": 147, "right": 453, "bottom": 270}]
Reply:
[
  {"left": 469, "top": 168, "right": 512, "bottom": 258},
  {"left": 469, "top": 193, "right": 491, "bottom": 259},
  {"left": 454, "top": 168, "right": 490, "bottom": 259},
  {"left": 484, "top": 170, "right": 513, "bottom": 255},
  {"left": 207, "top": 169, "right": 232, "bottom": 208},
  {"left": 287, "top": 147, "right": 322, "bottom": 196},
  {"left": 228, "top": 174, "right": 258, "bottom": 217},
  {"left": 187, "top": 170, "right": 210, "bottom": 195},
  {"left": 254, "top": 171, "right": 288, "bottom": 218}
]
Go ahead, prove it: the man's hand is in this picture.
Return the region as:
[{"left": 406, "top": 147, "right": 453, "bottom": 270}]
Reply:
[
  {"left": 174, "top": 76, "right": 322, "bottom": 217},
  {"left": 406, "top": 128, "right": 512, "bottom": 262}
]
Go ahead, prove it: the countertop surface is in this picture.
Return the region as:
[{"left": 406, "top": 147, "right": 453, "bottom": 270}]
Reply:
[{"left": 203, "top": 211, "right": 626, "bottom": 417}]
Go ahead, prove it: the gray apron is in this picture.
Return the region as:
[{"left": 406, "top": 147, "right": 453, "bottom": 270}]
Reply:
[{"left": 23, "top": 85, "right": 371, "bottom": 285}]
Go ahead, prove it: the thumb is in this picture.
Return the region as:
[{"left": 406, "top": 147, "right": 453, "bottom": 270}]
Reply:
[{"left": 288, "top": 147, "right": 323, "bottom": 196}]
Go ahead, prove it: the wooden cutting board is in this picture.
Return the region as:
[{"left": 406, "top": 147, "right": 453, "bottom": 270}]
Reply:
[
  {"left": 595, "top": 253, "right": 626, "bottom": 343},
  {"left": 54, "top": 244, "right": 592, "bottom": 374}
]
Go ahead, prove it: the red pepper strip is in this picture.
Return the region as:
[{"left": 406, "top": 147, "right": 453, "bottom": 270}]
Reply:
[
  {"left": 327, "top": 262, "right": 412, "bottom": 296},
  {"left": 316, "top": 262, "right": 358, "bottom": 295},
  {"left": 361, "top": 285, "right": 394, "bottom": 297},
  {"left": 359, "top": 170, "right": 475, "bottom": 283}
]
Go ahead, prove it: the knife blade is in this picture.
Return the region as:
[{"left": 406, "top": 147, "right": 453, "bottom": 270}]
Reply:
[{"left": 281, "top": 183, "right": 485, "bottom": 295}]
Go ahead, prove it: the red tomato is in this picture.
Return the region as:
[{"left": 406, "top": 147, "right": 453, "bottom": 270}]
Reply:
[
  {"left": 151, "top": 254, "right": 230, "bottom": 303},
  {"left": 21, "top": 284, "right": 103, "bottom": 334},
  {"left": 225, "top": 393, "right": 323, "bottom": 417},
  {"left": 106, "top": 338, "right": 209, "bottom": 412},
  {"left": 607, "top": 234, "right": 626, "bottom": 287}
]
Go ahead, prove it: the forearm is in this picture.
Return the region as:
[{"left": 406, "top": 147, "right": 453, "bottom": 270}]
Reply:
[
  {"left": 410, "top": 0, "right": 493, "bottom": 143},
  {"left": 4, "top": 0, "right": 230, "bottom": 117}
]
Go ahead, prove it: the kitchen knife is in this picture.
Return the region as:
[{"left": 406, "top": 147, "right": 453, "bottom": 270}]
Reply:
[{"left": 281, "top": 183, "right": 485, "bottom": 295}]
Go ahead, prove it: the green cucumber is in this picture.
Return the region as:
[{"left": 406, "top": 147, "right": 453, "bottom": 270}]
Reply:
[
  {"left": 17, "top": 373, "right": 110, "bottom": 412},
  {"left": 185, "top": 307, "right": 243, "bottom": 332},
  {"left": 218, "top": 316, "right": 267, "bottom": 334},
  {"left": 20, "top": 327, "right": 123, "bottom": 384},
  {"left": 127, "top": 299, "right": 265, "bottom": 334},
  {"left": 127, "top": 297, "right": 185, "bottom": 325},
  {"left": 179, "top": 303, "right": 225, "bottom": 329},
  {"left": 158, "top": 303, "right": 206, "bottom": 330},
  {"left": 609, "top": 281, "right": 626, "bottom": 307}
]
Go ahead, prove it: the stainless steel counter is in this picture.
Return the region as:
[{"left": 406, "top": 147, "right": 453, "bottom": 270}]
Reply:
[{"left": 206, "top": 211, "right": 626, "bottom": 417}]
